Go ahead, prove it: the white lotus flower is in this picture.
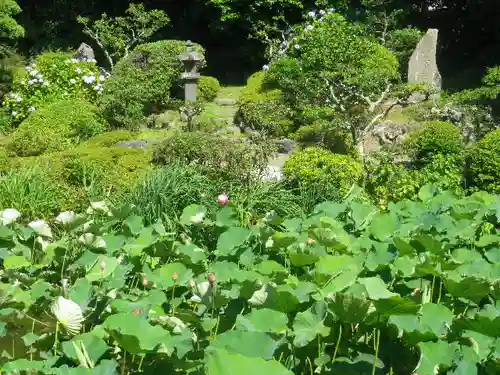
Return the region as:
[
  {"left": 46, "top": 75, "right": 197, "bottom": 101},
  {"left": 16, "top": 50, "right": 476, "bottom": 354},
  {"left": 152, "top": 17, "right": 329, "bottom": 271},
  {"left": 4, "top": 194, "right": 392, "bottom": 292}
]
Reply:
[
  {"left": 0, "top": 208, "right": 21, "bottom": 225},
  {"left": 189, "top": 281, "right": 212, "bottom": 303},
  {"left": 28, "top": 220, "right": 52, "bottom": 238},
  {"left": 248, "top": 284, "right": 269, "bottom": 306},
  {"left": 51, "top": 296, "right": 84, "bottom": 335},
  {"left": 78, "top": 233, "right": 106, "bottom": 248},
  {"left": 162, "top": 316, "right": 186, "bottom": 334},
  {"left": 56, "top": 211, "right": 76, "bottom": 225},
  {"left": 87, "top": 201, "right": 110, "bottom": 215},
  {"left": 36, "top": 236, "right": 51, "bottom": 251}
]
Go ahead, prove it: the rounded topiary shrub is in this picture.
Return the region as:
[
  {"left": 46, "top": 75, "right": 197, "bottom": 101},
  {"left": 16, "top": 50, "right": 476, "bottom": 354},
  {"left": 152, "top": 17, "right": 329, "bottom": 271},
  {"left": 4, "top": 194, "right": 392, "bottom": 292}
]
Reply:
[
  {"left": 283, "top": 147, "right": 363, "bottom": 195},
  {"left": 197, "top": 76, "right": 220, "bottom": 102},
  {"left": 8, "top": 99, "right": 107, "bottom": 157},
  {"left": 405, "top": 121, "right": 464, "bottom": 164},
  {"left": 467, "top": 129, "right": 500, "bottom": 193},
  {"left": 236, "top": 71, "right": 293, "bottom": 136},
  {"left": 98, "top": 40, "right": 205, "bottom": 129},
  {"left": 7, "top": 99, "right": 107, "bottom": 156}
]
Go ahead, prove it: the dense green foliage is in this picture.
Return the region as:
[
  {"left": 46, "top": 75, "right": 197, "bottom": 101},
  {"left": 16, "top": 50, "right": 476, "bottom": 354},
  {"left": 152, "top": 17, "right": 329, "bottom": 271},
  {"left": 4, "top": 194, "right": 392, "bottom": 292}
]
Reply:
[
  {"left": 468, "top": 129, "right": 500, "bottom": 193},
  {"left": 7, "top": 99, "right": 107, "bottom": 156},
  {"left": 98, "top": 40, "right": 205, "bottom": 129},
  {"left": 1, "top": 186, "right": 500, "bottom": 375},
  {"left": 283, "top": 146, "right": 363, "bottom": 195},
  {"left": 264, "top": 12, "right": 399, "bottom": 114},
  {"left": 405, "top": 121, "right": 465, "bottom": 164}
]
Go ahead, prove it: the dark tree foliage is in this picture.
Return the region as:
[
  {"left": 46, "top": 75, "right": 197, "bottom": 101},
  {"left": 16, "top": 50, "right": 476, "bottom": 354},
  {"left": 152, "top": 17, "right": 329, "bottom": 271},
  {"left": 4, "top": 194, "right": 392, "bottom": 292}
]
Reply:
[{"left": 12, "top": 0, "right": 500, "bottom": 86}]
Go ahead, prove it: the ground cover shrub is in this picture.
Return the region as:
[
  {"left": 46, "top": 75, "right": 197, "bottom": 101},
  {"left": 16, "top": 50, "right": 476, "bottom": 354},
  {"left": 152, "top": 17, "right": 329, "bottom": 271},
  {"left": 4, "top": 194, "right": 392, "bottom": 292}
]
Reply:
[
  {"left": 197, "top": 75, "right": 220, "bottom": 102},
  {"left": 7, "top": 99, "right": 107, "bottom": 156},
  {"left": 98, "top": 40, "right": 205, "bottom": 129},
  {"left": 79, "top": 130, "right": 140, "bottom": 148},
  {"left": 3, "top": 51, "right": 105, "bottom": 124},
  {"left": 467, "top": 128, "right": 500, "bottom": 193},
  {"left": 283, "top": 146, "right": 363, "bottom": 196},
  {"left": 152, "top": 130, "right": 277, "bottom": 185},
  {"left": 236, "top": 71, "right": 293, "bottom": 136},
  {"left": 1, "top": 186, "right": 499, "bottom": 374},
  {"left": 405, "top": 121, "right": 465, "bottom": 165}
]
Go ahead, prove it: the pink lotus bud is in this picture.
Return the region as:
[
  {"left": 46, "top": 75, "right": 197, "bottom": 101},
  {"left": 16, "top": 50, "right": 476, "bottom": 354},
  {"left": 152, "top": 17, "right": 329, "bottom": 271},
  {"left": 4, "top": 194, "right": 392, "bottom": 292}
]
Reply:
[
  {"left": 218, "top": 193, "right": 229, "bottom": 206},
  {"left": 307, "top": 238, "right": 314, "bottom": 245},
  {"left": 208, "top": 272, "right": 216, "bottom": 283},
  {"left": 132, "top": 308, "right": 141, "bottom": 315},
  {"left": 172, "top": 272, "right": 179, "bottom": 281},
  {"left": 142, "top": 277, "right": 148, "bottom": 287}
]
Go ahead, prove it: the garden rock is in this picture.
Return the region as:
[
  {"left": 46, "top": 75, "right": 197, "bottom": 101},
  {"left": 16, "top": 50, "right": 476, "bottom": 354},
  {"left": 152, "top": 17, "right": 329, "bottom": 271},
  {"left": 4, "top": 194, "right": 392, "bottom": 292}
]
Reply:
[
  {"left": 115, "top": 140, "right": 151, "bottom": 150},
  {"left": 276, "top": 139, "right": 296, "bottom": 154},
  {"left": 408, "top": 29, "right": 442, "bottom": 91},
  {"left": 362, "top": 122, "right": 421, "bottom": 154},
  {"left": 74, "top": 43, "right": 96, "bottom": 62}
]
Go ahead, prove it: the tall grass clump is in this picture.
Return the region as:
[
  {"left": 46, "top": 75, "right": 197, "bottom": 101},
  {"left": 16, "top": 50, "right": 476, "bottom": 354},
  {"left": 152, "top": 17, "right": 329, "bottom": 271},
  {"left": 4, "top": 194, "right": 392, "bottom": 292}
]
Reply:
[
  {"left": 123, "top": 164, "right": 220, "bottom": 226},
  {"left": 0, "top": 166, "right": 65, "bottom": 219}
]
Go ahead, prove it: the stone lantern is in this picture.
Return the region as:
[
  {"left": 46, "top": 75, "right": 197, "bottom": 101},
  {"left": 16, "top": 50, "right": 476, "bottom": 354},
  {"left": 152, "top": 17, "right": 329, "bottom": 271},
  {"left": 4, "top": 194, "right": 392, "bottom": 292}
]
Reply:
[{"left": 178, "top": 40, "right": 202, "bottom": 102}]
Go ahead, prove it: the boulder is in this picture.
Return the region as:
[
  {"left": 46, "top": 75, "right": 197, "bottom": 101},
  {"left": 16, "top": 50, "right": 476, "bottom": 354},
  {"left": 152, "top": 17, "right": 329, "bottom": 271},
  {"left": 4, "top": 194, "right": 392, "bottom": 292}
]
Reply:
[
  {"left": 74, "top": 43, "right": 96, "bottom": 62},
  {"left": 408, "top": 29, "right": 442, "bottom": 91},
  {"left": 276, "top": 139, "right": 297, "bottom": 154},
  {"left": 362, "top": 122, "right": 421, "bottom": 154}
]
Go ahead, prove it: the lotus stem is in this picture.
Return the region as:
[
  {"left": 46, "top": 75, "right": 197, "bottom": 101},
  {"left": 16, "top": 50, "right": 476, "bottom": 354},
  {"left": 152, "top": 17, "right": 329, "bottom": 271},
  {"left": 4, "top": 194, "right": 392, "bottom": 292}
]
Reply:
[
  {"left": 372, "top": 328, "right": 380, "bottom": 375},
  {"left": 53, "top": 322, "right": 60, "bottom": 356},
  {"left": 332, "top": 323, "right": 342, "bottom": 364}
]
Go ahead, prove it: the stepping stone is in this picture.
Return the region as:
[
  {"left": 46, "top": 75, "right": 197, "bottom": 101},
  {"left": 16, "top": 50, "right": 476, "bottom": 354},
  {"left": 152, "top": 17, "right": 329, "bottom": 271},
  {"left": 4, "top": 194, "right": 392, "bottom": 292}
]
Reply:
[
  {"left": 213, "top": 108, "right": 237, "bottom": 116},
  {"left": 215, "top": 98, "right": 237, "bottom": 106}
]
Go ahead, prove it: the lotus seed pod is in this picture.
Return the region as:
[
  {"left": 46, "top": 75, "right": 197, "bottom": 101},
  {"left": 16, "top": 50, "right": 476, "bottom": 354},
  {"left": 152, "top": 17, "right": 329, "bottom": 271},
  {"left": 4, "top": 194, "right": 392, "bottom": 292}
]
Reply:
[{"left": 208, "top": 272, "right": 216, "bottom": 283}]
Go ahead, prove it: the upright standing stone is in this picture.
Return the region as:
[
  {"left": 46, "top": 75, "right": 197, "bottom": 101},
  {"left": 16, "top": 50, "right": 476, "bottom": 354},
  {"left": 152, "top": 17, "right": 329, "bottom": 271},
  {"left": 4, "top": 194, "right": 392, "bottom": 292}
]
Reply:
[
  {"left": 74, "top": 43, "right": 96, "bottom": 62},
  {"left": 178, "top": 41, "right": 203, "bottom": 102},
  {"left": 408, "top": 29, "right": 442, "bottom": 90}
]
